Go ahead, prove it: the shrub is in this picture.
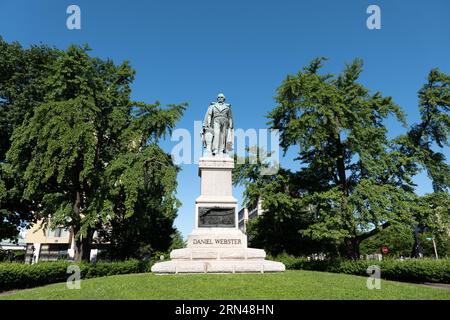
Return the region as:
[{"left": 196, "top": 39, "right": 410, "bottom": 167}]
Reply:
[
  {"left": 271, "top": 255, "right": 450, "bottom": 283},
  {"left": 0, "top": 259, "right": 152, "bottom": 292},
  {"left": 0, "top": 249, "right": 25, "bottom": 263}
]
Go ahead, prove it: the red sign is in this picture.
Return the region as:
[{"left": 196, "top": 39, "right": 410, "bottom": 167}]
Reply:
[{"left": 381, "top": 246, "right": 389, "bottom": 255}]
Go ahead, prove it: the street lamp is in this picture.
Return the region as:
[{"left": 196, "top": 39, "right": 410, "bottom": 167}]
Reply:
[
  {"left": 427, "top": 203, "right": 441, "bottom": 260},
  {"left": 30, "top": 245, "right": 35, "bottom": 264},
  {"left": 426, "top": 237, "right": 439, "bottom": 259}
]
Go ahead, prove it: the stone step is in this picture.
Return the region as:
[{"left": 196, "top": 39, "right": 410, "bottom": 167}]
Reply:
[
  {"left": 170, "top": 247, "right": 266, "bottom": 260},
  {"left": 151, "top": 259, "right": 286, "bottom": 274}
]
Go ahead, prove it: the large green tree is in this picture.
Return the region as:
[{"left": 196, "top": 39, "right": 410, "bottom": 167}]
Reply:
[
  {"left": 234, "top": 149, "right": 338, "bottom": 256},
  {"left": 6, "top": 44, "right": 185, "bottom": 261},
  {"left": 236, "top": 58, "right": 418, "bottom": 259},
  {"left": 412, "top": 192, "right": 450, "bottom": 258},
  {"left": 236, "top": 60, "right": 449, "bottom": 260},
  {"left": 394, "top": 69, "right": 450, "bottom": 257},
  {"left": 360, "top": 223, "right": 414, "bottom": 258},
  {"left": 0, "top": 38, "right": 59, "bottom": 240},
  {"left": 96, "top": 142, "right": 181, "bottom": 260},
  {"left": 408, "top": 68, "right": 449, "bottom": 192}
]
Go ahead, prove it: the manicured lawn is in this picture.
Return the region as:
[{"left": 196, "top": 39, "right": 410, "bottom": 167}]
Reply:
[{"left": 1, "top": 270, "right": 448, "bottom": 300}]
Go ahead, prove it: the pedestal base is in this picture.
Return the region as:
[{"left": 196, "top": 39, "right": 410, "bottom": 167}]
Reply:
[
  {"left": 151, "top": 228, "right": 285, "bottom": 274},
  {"left": 151, "top": 259, "right": 285, "bottom": 274},
  {"left": 151, "top": 156, "right": 285, "bottom": 274}
]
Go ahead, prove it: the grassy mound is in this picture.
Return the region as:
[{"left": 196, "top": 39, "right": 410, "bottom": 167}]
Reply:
[{"left": 1, "top": 270, "right": 448, "bottom": 300}]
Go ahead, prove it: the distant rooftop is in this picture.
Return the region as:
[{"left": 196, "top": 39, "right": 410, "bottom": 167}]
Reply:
[{"left": 0, "top": 237, "right": 27, "bottom": 246}]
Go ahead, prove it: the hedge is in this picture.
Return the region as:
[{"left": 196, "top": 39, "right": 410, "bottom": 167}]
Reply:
[
  {"left": 0, "top": 259, "right": 152, "bottom": 292},
  {"left": 272, "top": 255, "right": 450, "bottom": 284},
  {"left": 2, "top": 257, "right": 448, "bottom": 292}
]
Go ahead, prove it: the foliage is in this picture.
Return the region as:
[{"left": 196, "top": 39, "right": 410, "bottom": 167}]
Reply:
[
  {"left": 396, "top": 68, "right": 450, "bottom": 192},
  {"left": 235, "top": 59, "right": 449, "bottom": 260},
  {"left": 169, "top": 229, "right": 186, "bottom": 250},
  {"left": 0, "top": 37, "right": 59, "bottom": 240},
  {"left": 360, "top": 224, "right": 414, "bottom": 258},
  {"left": 393, "top": 68, "right": 450, "bottom": 257},
  {"left": 419, "top": 232, "right": 450, "bottom": 259},
  {"left": 3, "top": 41, "right": 186, "bottom": 261},
  {"left": 272, "top": 254, "right": 450, "bottom": 283},
  {"left": 244, "top": 196, "right": 337, "bottom": 257},
  {"left": 96, "top": 143, "right": 182, "bottom": 260},
  {"left": 234, "top": 147, "right": 341, "bottom": 256},
  {"left": 235, "top": 58, "right": 419, "bottom": 259},
  {"left": 412, "top": 192, "right": 450, "bottom": 257},
  {"left": 0, "top": 259, "right": 152, "bottom": 292},
  {"left": 0, "top": 249, "right": 25, "bottom": 263}
]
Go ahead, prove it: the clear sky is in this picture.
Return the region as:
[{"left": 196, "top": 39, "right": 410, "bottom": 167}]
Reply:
[{"left": 1, "top": 0, "right": 449, "bottom": 239}]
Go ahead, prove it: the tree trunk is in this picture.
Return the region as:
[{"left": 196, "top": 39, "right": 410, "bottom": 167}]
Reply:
[
  {"left": 73, "top": 236, "right": 83, "bottom": 262},
  {"left": 334, "top": 122, "right": 360, "bottom": 260},
  {"left": 71, "top": 190, "right": 93, "bottom": 262},
  {"left": 82, "top": 229, "right": 94, "bottom": 262},
  {"left": 334, "top": 244, "right": 341, "bottom": 259},
  {"left": 411, "top": 224, "right": 424, "bottom": 258},
  {"left": 73, "top": 229, "right": 94, "bottom": 262},
  {"left": 334, "top": 117, "right": 349, "bottom": 197},
  {"left": 345, "top": 238, "right": 360, "bottom": 260}
]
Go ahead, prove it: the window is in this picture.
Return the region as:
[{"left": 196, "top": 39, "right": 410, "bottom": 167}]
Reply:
[
  {"left": 48, "top": 227, "right": 66, "bottom": 238},
  {"left": 54, "top": 227, "right": 62, "bottom": 237}
]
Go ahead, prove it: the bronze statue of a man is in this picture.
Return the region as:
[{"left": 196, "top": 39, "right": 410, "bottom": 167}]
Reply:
[{"left": 202, "top": 93, "right": 233, "bottom": 156}]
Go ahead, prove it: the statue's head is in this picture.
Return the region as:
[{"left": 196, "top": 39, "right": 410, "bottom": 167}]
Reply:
[{"left": 217, "top": 93, "right": 226, "bottom": 103}]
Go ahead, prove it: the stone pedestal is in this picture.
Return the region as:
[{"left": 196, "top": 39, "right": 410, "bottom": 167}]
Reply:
[
  {"left": 151, "top": 156, "right": 285, "bottom": 274},
  {"left": 195, "top": 157, "right": 237, "bottom": 229}
]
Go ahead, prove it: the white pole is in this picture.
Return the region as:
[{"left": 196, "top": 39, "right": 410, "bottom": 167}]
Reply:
[{"left": 432, "top": 238, "right": 439, "bottom": 259}]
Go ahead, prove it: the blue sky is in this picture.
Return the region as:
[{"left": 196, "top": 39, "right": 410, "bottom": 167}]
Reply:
[{"left": 1, "top": 0, "right": 449, "bottom": 239}]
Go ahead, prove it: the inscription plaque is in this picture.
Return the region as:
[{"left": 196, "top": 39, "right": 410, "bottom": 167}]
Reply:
[{"left": 198, "top": 207, "right": 235, "bottom": 227}]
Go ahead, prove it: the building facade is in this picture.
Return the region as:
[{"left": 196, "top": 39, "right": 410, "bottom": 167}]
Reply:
[
  {"left": 0, "top": 234, "right": 26, "bottom": 262},
  {"left": 238, "top": 199, "right": 265, "bottom": 233},
  {"left": 24, "top": 220, "right": 99, "bottom": 263}
]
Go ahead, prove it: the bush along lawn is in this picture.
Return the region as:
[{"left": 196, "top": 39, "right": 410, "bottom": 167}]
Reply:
[
  {"left": 272, "top": 256, "right": 450, "bottom": 284},
  {"left": 0, "top": 260, "right": 152, "bottom": 292}
]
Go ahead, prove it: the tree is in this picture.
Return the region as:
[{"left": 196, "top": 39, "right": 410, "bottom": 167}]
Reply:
[
  {"left": 0, "top": 37, "right": 59, "bottom": 241},
  {"left": 236, "top": 58, "right": 418, "bottom": 260},
  {"left": 360, "top": 224, "right": 414, "bottom": 258},
  {"left": 394, "top": 68, "right": 450, "bottom": 257},
  {"left": 234, "top": 149, "right": 337, "bottom": 256},
  {"left": 6, "top": 44, "right": 186, "bottom": 261},
  {"left": 96, "top": 143, "right": 182, "bottom": 260},
  {"left": 412, "top": 192, "right": 450, "bottom": 258},
  {"left": 169, "top": 230, "right": 186, "bottom": 250},
  {"left": 411, "top": 68, "right": 449, "bottom": 192}
]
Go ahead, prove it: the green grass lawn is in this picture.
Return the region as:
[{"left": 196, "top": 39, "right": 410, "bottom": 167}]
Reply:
[{"left": 1, "top": 270, "right": 449, "bottom": 300}]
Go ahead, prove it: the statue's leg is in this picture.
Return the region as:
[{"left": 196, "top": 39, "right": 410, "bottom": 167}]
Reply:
[
  {"left": 222, "top": 122, "right": 229, "bottom": 153},
  {"left": 203, "top": 130, "right": 213, "bottom": 156},
  {"left": 220, "top": 119, "right": 228, "bottom": 153},
  {"left": 217, "top": 119, "right": 226, "bottom": 154},
  {"left": 205, "top": 132, "right": 212, "bottom": 153},
  {"left": 212, "top": 120, "right": 220, "bottom": 155}
]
